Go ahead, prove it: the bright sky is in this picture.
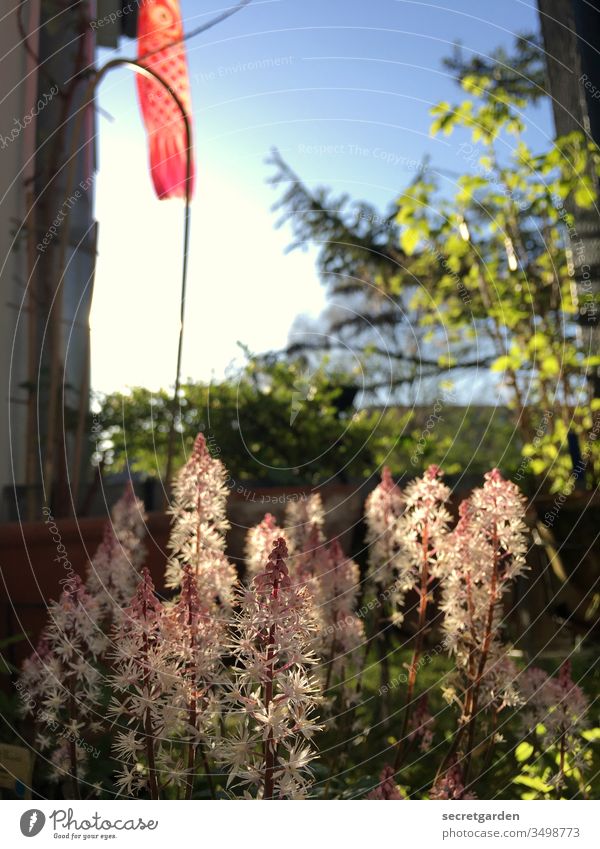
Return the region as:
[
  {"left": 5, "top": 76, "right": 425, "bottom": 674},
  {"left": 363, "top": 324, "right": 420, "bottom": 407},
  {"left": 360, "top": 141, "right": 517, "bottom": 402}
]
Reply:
[{"left": 90, "top": 0, "right": 554, "bottom": 394}]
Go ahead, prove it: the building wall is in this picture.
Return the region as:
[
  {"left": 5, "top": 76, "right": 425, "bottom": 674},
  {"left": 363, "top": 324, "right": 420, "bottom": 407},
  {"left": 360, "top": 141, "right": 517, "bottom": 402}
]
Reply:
[
  {"left": 0, "top": 3, "right": 97, "bottom": 520},
  {"left": 0, "top": 4, "right": 38, "bottom": 519}
]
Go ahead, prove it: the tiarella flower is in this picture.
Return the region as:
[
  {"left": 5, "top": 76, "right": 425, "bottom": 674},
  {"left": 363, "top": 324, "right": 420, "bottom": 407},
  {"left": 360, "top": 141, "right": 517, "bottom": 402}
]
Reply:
[
  {"left": 163, "top": 562, "right": 224, "bottom": 798},
  {"left": 440, "top": 469, "right": 527, "bottom": 691},
  {"left": 438, "top": 469, "right": 528, "bottom": 778},
  {"left": 218, "top": 538, "right": 322, "bottom": 799},
  {"left": 48, "top": 740, "right": 90, "bottom": 789},
  {"left": 109, "top": 568, "right": 180, "bottom": 799},
  {"left": 292, "top": 522, "right": 329, "bottom": 589},
  {"left": 18, "top": 575, "right": 107, "bottom": 791},
  {"left": 285, "top": 493, "right": 325, "bottom": 554},
  {"left": 518, "top": 661, "right": 590, "bottom": 785},
  {"left": 18, "top": 634, "right": 51, "bottom": 719},
  {"left": 364, "top": 467, "right": 404, "bottom": 599},
  {"left": 165, "top": 563, "right": 223, "bottom": 691},
  {"left": 46, "top": 574, "right": 107, "bottom": 659},
  {"left": 429, "top": 760, "right": 477, "bottom": 800},
  {"left": 86, "top": 528, "right": 136, "bottom": 620},
  {"left": 86, "top": 484, "right": 148, "bottom": 619},
  {"left": 110, "top": 482, "right": 147, "bottom": 569},
  {"left": 392, "top": 467, "right": 451, "bottom": 769},
  {"left": 482, "top": 655, "right": 522, "bottom": 711},
  {"left": 245, "top": 513, "right": 290, "bottom": 582},
  {"left": 312, "top": 539, "right": 364, "bottom": 687},
  {"left": 164, "top": 433, "right": 237, "bottom": 610},
  {"left": 366, "top": 766, "right": 405, "bottom": 799},
  {"left": 392, "top": 465, "right": 451, "bottom": 625},
  {"left": 19, "top": 456, "right": 589, "bottom": 801},
  {"left": 517, "top": 666, "right": 549, "bottom": 706}
]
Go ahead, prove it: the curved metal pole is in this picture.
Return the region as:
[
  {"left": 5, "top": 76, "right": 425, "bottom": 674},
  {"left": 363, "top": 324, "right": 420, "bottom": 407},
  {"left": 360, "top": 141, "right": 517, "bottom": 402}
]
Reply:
[{"left": 61, "top": 58, "right": 192, "bottom": 510}]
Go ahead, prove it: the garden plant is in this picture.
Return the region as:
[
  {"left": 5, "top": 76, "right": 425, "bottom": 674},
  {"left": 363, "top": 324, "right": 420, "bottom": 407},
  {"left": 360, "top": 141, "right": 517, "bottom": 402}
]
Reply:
[{"left": 16, "top": 435, "right": 598, "bottom": 800}]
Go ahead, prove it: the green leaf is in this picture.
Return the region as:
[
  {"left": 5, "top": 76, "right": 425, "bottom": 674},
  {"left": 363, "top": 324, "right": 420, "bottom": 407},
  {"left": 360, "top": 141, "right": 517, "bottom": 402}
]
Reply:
[
  {"left": 491, "top": 355, "right": 514, "bottom": 372},
  {"left": 514, "top": 774, "right": 553, "bottom": 793},
  {"left": 582, "top": 727, "right": 600, "bottom": 742},
  {"left": 400, "top": 228, "right": 420, "bottom": 256},
  {"left": 541, "top": 355, "right": 561, "bottom": 376},
  {"left": 515, "top": 741, "right": 534, "bottom": 762}
]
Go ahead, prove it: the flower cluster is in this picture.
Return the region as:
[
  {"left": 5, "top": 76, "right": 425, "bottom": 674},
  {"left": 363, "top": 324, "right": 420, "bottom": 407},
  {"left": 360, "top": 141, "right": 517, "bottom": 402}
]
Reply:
[
  {"left": 245, "top": 512, "right": 290, "bottom": 581},
  {"left": 367, "top": 467, "right": 451, "bottom": 770},
  {"left": 110, "top": 482, "right": 147, "bottom": 569},
  {"left": 391, "top": 465, "right": 451, "bottom": 626},
  {"left": 285, "top": 492, "right": 325, "bottom": 553},
  {"left": 364, "top": 467, "right": 405, "bottom": 614},
  {"left": 164, "top": 433, "right": 237, "bottom": 610},
  {"left": 291, "top": 523, "right": 329, "bottom": 590},
  {"left": 258, "top": 507, "right": 365, "bottom": 700},
  {"left": 407, "top": 694, "right": 434, "bottom": 752},
  {"left": 22, "top": 453, "right": 595, "bottom": 802},
  {"left": 109, "top": 433, "right": 242, "bottom": 799},
  {"left": 85, "top": 483, "right": 147, "bottom": 617},
  {"left": 19, "top": 575, "right": 106, "bottom": 788},
  {"left": 430, "top": 760, "right": 477, "bottom": 800},
  {"left": 109, "top": 568, "right": 181, "bottom": 798},
  {"left": 364, "top": 465, "right": 451, "bottom": 622},
  {"left": 311, "top": 539, "right": 364, "bottom": 684},
  {"left": 163, "top": 562, "right": 225, "bottom": 797},
  {"left": 218, "top": 538, "right": 322, "bottom": 798},
  {"left": 518, "top": 661, "right": 590, "bottom": 783},
  {"left": 366, "top": 765, "right": 405, "bottom": 799},
  {"left": 440, "top": 469, "right": 528, "bottom": 712}
]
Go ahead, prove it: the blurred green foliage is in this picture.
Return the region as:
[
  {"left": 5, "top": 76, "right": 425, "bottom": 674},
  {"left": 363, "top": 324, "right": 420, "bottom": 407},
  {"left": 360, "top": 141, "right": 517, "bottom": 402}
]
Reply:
[
  {"left": 93, "top": 355, "right": 530, "bottom": 485},
  {"left": 316, "top": 645, "right": 600, "bottom": 800},
  {"left": 93, "top": 357, "right": 401, "bottom": 484},
  {"left": 270, "top": 40, "right": 600, "bottom": 494},
  {"left": 405, "top": 72, "right": 600, "bottom": 492}
]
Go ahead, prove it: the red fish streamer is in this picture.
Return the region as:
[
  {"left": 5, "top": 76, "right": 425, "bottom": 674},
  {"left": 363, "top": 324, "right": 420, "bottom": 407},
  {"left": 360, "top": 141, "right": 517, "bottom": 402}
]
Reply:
[{"left": 136, "top": 0, "right": 195, "bottom": 199}]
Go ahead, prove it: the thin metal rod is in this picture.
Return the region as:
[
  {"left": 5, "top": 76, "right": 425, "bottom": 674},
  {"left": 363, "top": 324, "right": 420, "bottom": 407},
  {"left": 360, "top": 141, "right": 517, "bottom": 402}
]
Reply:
[{"left": 61, "top": 58, "right": 192, "bottom": 510}]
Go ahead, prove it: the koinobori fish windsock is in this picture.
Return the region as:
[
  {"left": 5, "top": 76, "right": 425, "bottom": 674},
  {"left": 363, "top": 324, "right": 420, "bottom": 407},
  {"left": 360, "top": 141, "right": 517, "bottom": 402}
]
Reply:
[{"left": 136, "top": 0, "right": 195, "bottom": 200}]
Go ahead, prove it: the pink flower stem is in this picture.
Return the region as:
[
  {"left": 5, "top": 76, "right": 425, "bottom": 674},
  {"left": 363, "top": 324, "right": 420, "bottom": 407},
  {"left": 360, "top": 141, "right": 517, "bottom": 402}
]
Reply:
[
  {"left": 263, "top": 576, "right": 280, "bottom": 800},
  {"left": 184, "top": 596, "right": 197, "bottom": 801},
  {"left": 67, "top": 683, "right": 80, "bottom": 800},
  {"left": 143, "top": 692, "right": 159, "bottom": 799},
  {"left": 463, "top": 526, "right": 499, "bottom": 786},
  {"left": 200, "top": 745, "right": 216, "bottom": 799},
  {"left": 185, "top": 698, "right": 197, "bottom": 799},
  {"left": 264, "top": 632, "right": 275, "bottom": 799},
  {"left": 557, "top": 731, "right": 566, "bottom": 798},
  {"left": 324, "top": 610, "right": 340, "bottom": 693},
  {"left": 436, "top": 539, "right": 497, "bottom": 787},
  {"left": 186, "top": 489, "right": 217, "bottom": 800},
  {"left": 194, "top": 490, "right": 202, "bottom": 577},
  {"left": 141, "top": 594, "right": 159, "bottom": 800},
  {"left": 63, "top": 617, "right": 80, "bottom": 800},
  {"left": 482, "top": 706, "right": 499, "bottom": 773},
  {"left": 394, "top": 524, "right": 430, "bottom": 770}
]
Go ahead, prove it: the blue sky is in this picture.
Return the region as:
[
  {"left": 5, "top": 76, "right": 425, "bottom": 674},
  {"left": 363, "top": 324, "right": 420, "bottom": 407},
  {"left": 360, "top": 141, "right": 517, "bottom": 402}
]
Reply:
[{"left": 90, "top": 0, "right": 553, "bottom": 394}]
